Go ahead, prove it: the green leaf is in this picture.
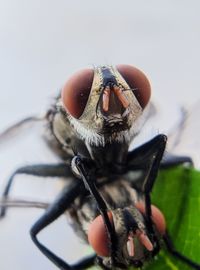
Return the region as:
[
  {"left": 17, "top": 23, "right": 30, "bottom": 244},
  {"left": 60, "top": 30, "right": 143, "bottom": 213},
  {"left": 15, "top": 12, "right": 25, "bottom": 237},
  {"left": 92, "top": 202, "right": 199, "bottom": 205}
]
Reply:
[{"left": 143, "top": 166, "right": 200, "bottom": 270}]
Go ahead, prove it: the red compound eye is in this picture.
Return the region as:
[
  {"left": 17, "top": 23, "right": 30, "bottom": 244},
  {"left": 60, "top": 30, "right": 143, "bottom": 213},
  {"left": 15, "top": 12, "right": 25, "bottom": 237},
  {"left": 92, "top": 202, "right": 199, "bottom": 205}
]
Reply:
[
  {"left": 88, "top": 212, "right": 113, "bottom": 257},
  {"left": 61, "top": 69, "right": 94, "bottom": 118},
  {"left": 135, "top": 202, "right": 166, "bottom": 235},
  {"left": 116, "top": 65, "right": 151, "bottom": 109},
  {"left": 88, "top": 205, "right": 166, "bottom": 258}
]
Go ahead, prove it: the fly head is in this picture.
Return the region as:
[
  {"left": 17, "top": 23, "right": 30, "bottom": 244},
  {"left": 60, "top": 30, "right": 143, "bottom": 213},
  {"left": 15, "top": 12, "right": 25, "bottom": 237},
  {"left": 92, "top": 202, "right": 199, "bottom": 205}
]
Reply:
[
  {"left": 60, "top": 65, "right": 151, "bottom": 146},
  {"left": 88, "top": 205, "right": 162, "bottom": 269}
]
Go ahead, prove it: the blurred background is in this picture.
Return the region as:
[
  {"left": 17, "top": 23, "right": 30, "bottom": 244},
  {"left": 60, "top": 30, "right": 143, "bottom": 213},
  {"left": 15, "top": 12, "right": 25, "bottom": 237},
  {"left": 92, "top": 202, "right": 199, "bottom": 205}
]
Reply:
[{"left": 0, "top": 0, "right": 200, "bottom": 269}]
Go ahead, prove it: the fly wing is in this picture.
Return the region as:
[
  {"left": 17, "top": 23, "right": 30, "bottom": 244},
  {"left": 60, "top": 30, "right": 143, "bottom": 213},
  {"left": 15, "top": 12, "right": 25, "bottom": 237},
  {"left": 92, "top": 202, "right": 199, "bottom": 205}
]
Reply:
[
  {"left": 0, "top": 115, "right": 46, "bottom": 148},
  {"left": 0, "top": 114, "right": 64, "bottom": 200},
  {"left": 167, "top": 101, "right": 200, "bottom": 168},
  {"left": 0, "top": 114, "right": 62, "bottom": 162}
]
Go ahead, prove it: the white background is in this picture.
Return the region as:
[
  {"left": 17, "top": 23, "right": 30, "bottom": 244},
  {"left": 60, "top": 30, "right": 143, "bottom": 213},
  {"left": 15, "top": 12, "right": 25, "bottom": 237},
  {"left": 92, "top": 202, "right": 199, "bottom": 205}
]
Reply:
[{"left": 0, "top": 1, "right": 200, "bottom": 269}]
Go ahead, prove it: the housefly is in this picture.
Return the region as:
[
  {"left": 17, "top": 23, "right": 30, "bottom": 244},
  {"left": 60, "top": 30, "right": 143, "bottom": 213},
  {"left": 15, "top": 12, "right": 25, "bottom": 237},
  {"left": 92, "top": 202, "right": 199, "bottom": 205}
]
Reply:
[{"left": 0, "top": 64, "right": 199, "bottom": 269}]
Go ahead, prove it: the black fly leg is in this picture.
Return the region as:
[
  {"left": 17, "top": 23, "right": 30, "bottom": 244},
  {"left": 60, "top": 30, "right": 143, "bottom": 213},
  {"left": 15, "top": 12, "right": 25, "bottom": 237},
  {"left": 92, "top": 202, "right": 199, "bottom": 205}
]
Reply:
[
  {"left": 30, "top": 180, "right": 96, "bottom": 270},
  {"left": 74, "top": 156, "right": 117, "bottom": 266},
  {"left": 127, "top": 135, "right": 167, "bottom": 234},
  {"left": 1, "top": 163, "right": 97, "bottom": 269},
  {"left": 163, "top": 232, "right": 200, "bottom": 270},
  {"left": 127, "top": 135, "right": 200, "bottom": 268},
  {"left": 72, "top": 254, "right": 97, "bottom": 270},
  {"left": 0, "top": 163, "right": 72, "bottom": 218},
  {"left": 161, "top": 153, "right": 193, "bottom": 168}
]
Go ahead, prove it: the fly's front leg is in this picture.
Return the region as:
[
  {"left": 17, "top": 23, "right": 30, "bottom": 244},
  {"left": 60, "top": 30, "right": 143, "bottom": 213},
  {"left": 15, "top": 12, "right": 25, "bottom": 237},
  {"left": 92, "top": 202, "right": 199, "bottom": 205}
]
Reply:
[
  {"left": 73, "top": 156, "right": 117, "bottom": 266},
  {"left": 0, "top": 163, "right": 72, "bottom": 218},
  {"left": 30, "top": 180, "right": 96, "bottom": 270},
  {"left": 127, "top": 134, "right": 167, "bottom": 255},
  {"left": 127, "top": 134, "right": 167, "bottom": 231}
]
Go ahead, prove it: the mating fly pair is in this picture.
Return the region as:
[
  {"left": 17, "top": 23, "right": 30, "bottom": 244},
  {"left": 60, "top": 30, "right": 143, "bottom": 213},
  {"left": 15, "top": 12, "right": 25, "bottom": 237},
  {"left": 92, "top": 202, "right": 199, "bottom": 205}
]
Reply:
[{"left": 0, "top": 65, "right": 199, "bottom": 269}]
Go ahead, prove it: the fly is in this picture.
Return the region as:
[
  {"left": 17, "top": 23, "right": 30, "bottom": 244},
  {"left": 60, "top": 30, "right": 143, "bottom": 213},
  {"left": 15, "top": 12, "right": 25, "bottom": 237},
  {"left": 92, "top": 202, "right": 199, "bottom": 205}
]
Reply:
[{"left": 0, "top": 64, "right": 199, "bottom": 269}]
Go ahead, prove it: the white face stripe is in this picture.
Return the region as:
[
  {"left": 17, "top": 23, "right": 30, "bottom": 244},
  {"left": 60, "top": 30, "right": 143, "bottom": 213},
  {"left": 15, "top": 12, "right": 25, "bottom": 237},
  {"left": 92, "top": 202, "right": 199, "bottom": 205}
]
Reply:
[
  {"left": 68, "top": 114, "right": 104, "bottom": 146},
  {"left": 57, "top": 98, "right": 151, "bottom": 148},
  {"left": 67, "top": 109, "right": 147, "bottom": 147}
]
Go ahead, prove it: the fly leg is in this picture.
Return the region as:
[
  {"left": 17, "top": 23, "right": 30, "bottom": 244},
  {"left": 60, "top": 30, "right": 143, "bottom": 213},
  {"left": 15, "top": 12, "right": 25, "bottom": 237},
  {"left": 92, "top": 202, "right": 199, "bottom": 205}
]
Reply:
[
  {"left": 161, "top": 153, "right": 193, "bottom": 168},
  {"left": 127, "top": 134, "right": 167, "bottom": 253},
  {"left": 73, "top": 156, "right": 117, "bottom": 267},
  {"left": 0, "top": 163, "right": 73, "bottom": 218},
  {"left": 71, "top": 254, "right": 97, "bottom": 270},
  {"left": 30, "top": 180, "right": 96, "bottom": 270},
  {"left": 163, "top": 232, "right": 200, "bottom": 270},
  {"left": 127, "top": 135, "right": 200, "bottom": 268}
]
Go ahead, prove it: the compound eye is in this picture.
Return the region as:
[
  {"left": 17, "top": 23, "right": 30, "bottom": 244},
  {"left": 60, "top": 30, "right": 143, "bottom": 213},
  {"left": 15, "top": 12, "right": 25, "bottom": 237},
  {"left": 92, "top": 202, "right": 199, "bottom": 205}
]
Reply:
[
  {"left": 61, "top": 69, "right": 94, "bottom": 118},
  {"left": 88, "top": 212, "right": 113, "bottom": 257},
  {"left": 116, "top": 65, "right": 151, "bottom": 109}
]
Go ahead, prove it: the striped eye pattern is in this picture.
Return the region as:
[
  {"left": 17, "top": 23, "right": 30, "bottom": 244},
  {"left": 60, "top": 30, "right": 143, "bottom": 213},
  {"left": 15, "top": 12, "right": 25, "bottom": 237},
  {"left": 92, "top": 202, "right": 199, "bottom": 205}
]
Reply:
[{"left": 61, "top": 65, "right": 151, "bottom": 119}]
